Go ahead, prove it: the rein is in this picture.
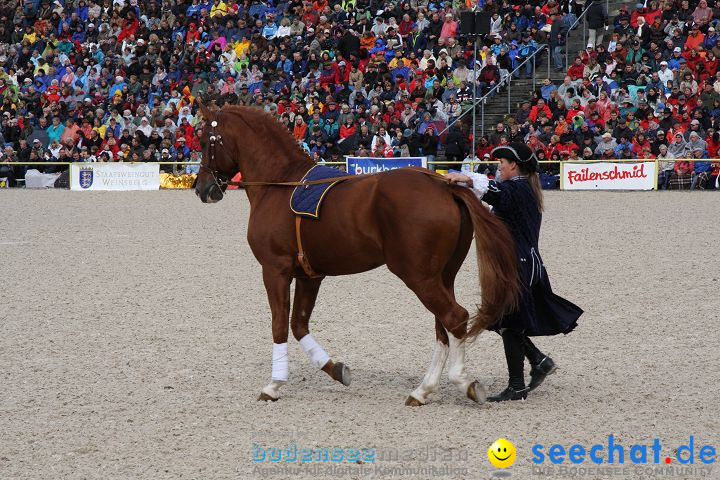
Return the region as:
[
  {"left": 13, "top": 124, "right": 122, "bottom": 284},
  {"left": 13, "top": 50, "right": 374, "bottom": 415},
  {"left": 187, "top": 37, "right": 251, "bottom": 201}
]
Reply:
[{"left": 227, "top": 167, "right": 450, "bottom": 187}]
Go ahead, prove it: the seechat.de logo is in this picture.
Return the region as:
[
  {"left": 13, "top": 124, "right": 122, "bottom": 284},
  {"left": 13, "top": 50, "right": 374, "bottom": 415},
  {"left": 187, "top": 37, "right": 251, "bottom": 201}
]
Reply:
[{"left": 532, "top": 435, "right": 716, "bottom": 465}]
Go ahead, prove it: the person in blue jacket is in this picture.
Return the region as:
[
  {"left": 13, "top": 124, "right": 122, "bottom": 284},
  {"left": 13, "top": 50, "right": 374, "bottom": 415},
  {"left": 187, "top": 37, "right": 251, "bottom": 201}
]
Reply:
[{"left": 446, "top": 142, "right": 583, "bottom": 401}]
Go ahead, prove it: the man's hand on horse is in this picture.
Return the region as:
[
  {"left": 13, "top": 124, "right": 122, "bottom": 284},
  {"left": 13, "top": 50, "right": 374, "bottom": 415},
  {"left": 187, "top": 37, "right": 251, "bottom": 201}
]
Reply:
[{"left": 445, "top": 172, "right": 473, "bottom": 187}]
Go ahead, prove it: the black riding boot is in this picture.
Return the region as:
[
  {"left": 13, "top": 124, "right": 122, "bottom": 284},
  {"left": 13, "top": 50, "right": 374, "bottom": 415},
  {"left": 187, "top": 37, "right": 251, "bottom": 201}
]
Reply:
[
  {"left": 521, "top": 335, "right": 544, "bottom": 364},
  {"left": 488, "top": 329, "right": 529, "bottom": 402},
  {"left": 522, "top": 335, "right": 557, "bottom": 391}
]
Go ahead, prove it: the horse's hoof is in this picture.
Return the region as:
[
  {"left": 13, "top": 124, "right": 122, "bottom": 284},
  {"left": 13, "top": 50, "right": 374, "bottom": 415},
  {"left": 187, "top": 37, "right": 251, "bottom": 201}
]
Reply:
[
  {"left": 333, "top": 362, "right": 351, "bottom": 386},
  {"left": 467, "top": 380, "right": 487, "bottom": 404},
  {"left": 257, "top": 392, "right": 279, "bottom": 402},
  {"left": 405, "top": 395, "right": 425, "bottom": 407}
]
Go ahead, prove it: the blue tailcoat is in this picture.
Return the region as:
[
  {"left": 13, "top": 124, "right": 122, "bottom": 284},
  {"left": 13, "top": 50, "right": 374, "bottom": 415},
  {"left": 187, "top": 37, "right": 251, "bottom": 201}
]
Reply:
[{"left": 483, "top": 176, "right": 582, "bottom": 336}]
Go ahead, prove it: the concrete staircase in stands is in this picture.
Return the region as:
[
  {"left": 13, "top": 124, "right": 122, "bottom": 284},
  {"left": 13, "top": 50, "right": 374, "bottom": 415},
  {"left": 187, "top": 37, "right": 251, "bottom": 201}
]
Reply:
[{"left": 475, "top": 0, "right": 629, "bottom": 137}]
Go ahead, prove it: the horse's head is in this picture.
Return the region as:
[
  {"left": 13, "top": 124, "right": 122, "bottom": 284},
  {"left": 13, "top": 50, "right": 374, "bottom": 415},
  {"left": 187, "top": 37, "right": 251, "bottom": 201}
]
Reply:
[{"left": 195, "top": 101, "right": 236, "bottom": 203}]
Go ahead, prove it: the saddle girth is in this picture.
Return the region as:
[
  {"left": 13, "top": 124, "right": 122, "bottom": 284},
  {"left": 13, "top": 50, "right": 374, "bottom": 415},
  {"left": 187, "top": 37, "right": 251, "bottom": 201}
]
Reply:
[{"left": 295, "top": 216, "right": 321, "bottom": 278}]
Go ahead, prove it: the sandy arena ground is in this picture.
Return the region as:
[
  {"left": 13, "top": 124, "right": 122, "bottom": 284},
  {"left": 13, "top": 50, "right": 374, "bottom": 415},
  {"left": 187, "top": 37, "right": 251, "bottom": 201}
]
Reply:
[{"left": 1, "top": 190, "right": 718, "bottom": 480}]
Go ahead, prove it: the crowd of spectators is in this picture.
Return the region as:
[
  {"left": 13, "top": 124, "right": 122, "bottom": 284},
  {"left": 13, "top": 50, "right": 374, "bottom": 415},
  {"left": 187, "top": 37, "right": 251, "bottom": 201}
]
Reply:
[
  {"left": 0, "top": 0, "right": 586, "bottom": 186},
  {"left": 509, "top": 0, "right": 720, "bottom": 189},
  {"left": 0, "top": 0, "right": 718, "bottom": 189}
]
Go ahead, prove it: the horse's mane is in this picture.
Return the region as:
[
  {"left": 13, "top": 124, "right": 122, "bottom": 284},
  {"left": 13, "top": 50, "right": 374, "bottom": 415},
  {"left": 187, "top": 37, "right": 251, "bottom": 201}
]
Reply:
[{"left": 217, "top": 105, "right": 313, "bottom": 163}]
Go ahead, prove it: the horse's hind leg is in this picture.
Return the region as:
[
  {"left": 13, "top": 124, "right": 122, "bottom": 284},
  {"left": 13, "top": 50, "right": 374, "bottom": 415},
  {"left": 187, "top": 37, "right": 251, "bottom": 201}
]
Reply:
[
  {"left": 406, "top": 199, "right": 483, "bottom": 406},
  {"left": 291, "top": 277, "right": 351, "bottom": 387},
  {"left": 441, "top": 207, "right": 486, "bottom": 404},
  {"left": 405, "top": 320, "right": 449, "bottom": 406},
  {"left": 406, "top": 283, "right": 485, "bottom": 406}
]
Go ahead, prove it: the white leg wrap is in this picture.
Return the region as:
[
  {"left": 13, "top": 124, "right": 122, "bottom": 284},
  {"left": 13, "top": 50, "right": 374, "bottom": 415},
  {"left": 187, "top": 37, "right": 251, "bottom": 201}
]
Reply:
[
  {"left": 299, "top": 334, "right": 330, "bottom": 369},
  {"left": 410, "top": 340, "right": 449, "bottom": 404},
  {"left": 271, "top": 343, "right": 289, "bottom": 381},
  {"left": 447, "top": 335, "right": 472, "bottom": 393},
  {"left": 261, "top": 380, "right": 285, "bottom": 400}
]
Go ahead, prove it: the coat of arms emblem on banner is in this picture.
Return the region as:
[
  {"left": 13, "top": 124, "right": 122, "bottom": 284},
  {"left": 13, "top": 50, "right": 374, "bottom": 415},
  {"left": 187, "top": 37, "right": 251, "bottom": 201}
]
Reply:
[{"left": 79, "top": 166, "right": 94, "bottom": 189}]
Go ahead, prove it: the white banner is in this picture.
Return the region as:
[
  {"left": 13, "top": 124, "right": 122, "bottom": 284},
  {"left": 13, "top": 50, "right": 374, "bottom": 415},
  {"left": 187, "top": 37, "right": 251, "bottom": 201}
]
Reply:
[
  {"left": 70, "top": 163, "right": 160, "bottom": 191},
  {"left": 561, "top": 162, "right": 656, "bottom": 190}
]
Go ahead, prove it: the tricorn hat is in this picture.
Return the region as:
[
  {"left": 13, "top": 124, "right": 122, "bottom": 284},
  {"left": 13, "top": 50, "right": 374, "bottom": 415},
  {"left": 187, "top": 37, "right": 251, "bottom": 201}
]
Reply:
[{"left": 491, "top": 142, "right": 538, "bottom": 171}]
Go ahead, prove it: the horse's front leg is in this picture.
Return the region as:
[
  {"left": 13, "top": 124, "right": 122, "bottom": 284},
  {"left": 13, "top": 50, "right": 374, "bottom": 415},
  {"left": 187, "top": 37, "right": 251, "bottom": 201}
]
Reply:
[
  {"left": 258, "top": 268, "right": 292, "bottom": 401},
  {"left": 291, "top": 277, "right": 351, "bottom": 387}
]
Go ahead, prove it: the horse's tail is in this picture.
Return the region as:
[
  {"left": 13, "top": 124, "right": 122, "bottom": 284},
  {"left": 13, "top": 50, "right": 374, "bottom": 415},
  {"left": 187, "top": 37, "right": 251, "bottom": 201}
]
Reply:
[{"left": 450, "top": 185, "right": 520, "bottom": 341}]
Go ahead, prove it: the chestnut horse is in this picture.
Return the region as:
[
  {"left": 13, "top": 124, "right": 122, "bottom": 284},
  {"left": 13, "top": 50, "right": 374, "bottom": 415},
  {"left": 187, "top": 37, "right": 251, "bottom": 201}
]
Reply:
[{"left": 194, "top": 103, "right": 520, "bottom": 406}]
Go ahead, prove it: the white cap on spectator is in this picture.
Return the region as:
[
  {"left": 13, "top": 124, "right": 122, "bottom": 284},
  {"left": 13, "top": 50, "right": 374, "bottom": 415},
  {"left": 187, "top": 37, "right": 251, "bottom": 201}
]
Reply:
[
  {"left": 660, "top": 60, "right": 668, "bottom": 65},
  {"left": 162, "top": 148, "right": 169, "bottom": 153},
  {"left": 137, "top": 39, "right": 144, "bottom": 44},
  {"left": 674, "top": 47, "right": 681, "bottom": 53}
]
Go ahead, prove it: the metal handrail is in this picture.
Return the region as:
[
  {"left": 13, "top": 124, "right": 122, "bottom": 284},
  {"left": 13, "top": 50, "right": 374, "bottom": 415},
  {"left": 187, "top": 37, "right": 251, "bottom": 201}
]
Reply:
[
  {"left": 482, "top": 44, "right": 549, "bottom": 102},
  {"left": 565, "top": 1, "right": 594, "bottom": 68},
  {"left": 439, "top": 44, "right": 549, "bottom": 136}
]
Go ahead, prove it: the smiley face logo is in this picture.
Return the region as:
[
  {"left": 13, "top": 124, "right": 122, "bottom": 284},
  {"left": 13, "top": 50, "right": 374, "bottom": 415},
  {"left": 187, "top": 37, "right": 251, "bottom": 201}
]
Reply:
[{"left": 488, "top": 438, "right": 516, "bottom": 468}]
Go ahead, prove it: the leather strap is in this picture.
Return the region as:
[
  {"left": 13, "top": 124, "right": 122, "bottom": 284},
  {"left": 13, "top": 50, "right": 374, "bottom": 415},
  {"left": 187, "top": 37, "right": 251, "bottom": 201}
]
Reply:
[
  {"left": 295, "top": 216, "right": 321, "bottom": 278},
  {"left": 227, "top": 166, "right": 449, "bottom": 188}
]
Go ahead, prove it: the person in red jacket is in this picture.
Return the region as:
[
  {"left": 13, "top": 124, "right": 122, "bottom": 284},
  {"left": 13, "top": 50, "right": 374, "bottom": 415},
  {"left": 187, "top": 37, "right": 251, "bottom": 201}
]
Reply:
[
  {"left": 706, "top": 131, "right": 720, "bottom": 157},
  {"left": 685, "top": 25, "right": 705, "bottom": 51},
  {"left": 186, "top": 23, "right": 200, "bottom": 43},
  {"left": 477, "top": 59, "right": 500, "bottom": 94},
  {"left": 674, "top": 160, "right": 695, "bottom": 175},
  {"left": 334, "top": 61, "right": 350, "bottom": 85},
  {"left": 567, "top": 57, "right": 586, "bottom": 80},
  {"left": 117, "top": 12, "right": 139, "bottom": 42},
  {"left": 529, "top": 99, "right": 552, "bottom": 122},
  {"left": 643, "top": 1, "right": 662, "bottom": 25},
  {"left": 318, "top": 62, "right": 338, "bottom": 89},
  {"left": 632, "top": 132, "right": 652, "bottom": 156},
  {"left": 339, "top": 116, "right": 356, "bottom": 139}
]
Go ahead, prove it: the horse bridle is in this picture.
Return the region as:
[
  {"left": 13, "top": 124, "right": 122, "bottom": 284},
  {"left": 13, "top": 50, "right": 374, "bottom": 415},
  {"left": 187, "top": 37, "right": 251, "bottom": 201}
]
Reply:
[{"left": 199, "top": 120, "right": 230, "bottom": 192}]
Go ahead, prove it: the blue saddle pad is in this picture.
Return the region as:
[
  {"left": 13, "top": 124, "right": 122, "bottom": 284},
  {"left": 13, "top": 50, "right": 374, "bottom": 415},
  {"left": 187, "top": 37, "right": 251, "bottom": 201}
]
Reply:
[{"left": 290, "top": 165, "right": 348, "bottom": 218}]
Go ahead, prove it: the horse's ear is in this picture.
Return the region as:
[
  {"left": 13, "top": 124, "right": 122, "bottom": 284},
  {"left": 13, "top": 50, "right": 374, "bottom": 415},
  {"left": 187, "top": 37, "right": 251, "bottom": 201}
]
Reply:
[{"left": 196, "top": 99, "right": 215, "bottom": 122}]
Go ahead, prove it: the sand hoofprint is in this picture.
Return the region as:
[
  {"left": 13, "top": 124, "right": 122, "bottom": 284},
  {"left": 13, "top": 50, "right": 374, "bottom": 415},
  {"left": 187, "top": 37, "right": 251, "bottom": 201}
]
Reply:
[{"left": 1, "top": 190, "right": 718, "bottom": 480}]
